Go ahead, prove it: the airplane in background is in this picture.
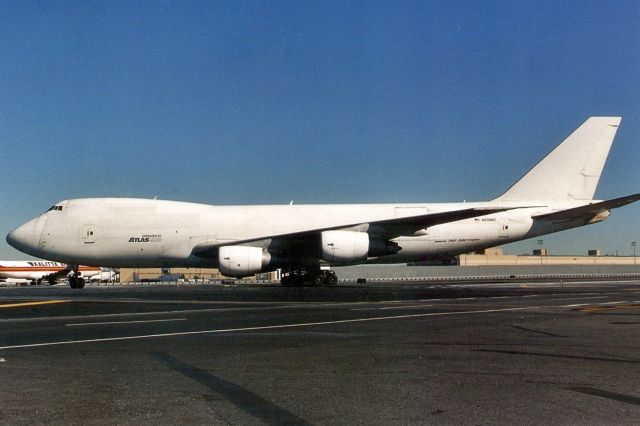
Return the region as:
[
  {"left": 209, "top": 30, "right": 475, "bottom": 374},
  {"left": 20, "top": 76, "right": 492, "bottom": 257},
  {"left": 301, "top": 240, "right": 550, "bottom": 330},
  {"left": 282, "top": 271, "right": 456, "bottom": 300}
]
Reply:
[
  {"left": 0, "top": 260, "right": 102, "bottom": 286},
  {"left": 6, "top": 117, "right": 639, "bottom": 288},
  {"left": 88, "top": 268, "right": 118, "bottom": 283}
]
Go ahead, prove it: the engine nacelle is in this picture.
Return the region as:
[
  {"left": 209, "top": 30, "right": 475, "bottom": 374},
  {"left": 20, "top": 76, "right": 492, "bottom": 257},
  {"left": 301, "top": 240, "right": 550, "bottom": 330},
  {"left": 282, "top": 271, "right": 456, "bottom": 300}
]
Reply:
[
  {"left": 321, "top": 230, "right": 399, "bottom": 264},
  {"left": 218, "top": 246, "right": 268, "bottom": 278}
]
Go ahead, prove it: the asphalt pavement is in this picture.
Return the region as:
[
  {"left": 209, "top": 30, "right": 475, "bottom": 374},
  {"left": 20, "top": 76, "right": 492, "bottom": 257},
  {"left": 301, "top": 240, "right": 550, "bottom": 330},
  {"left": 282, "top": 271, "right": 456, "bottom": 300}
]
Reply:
[{"left": 1, "top": 280, "right": 640, "bottom": 425}]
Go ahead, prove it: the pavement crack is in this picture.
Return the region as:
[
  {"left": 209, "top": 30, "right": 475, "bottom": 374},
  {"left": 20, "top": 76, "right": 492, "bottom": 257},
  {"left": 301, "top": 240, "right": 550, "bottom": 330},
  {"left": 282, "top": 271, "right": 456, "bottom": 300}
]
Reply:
[
  {"left": 509, "top": 325, "right": 567, "bottom": 337},
  {"left": 568, "top": 387, "right": 640, "bottom": 406},
  {"left": 152, "top": 352, "right": 310, "bottom": 425},
  {"left": 475, "top": 349, "right": 640, "bottom": 364}
]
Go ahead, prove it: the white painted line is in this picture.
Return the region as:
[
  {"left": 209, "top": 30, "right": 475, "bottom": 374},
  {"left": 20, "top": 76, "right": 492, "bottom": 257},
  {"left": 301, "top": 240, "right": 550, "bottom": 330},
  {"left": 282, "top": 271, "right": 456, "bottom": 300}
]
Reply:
[
  {"left": 66, "top": 318, "right": 187, "bottom": 327},
  {"left": 559, "top": 300, "right": 640, "bottom": 309},
  {"left": 0, "top": 306, "right": 538, "bottom": 350},
  {"left": 548, "top": 296, "right": 609, "bottom": 301},
  {"left": 352, "top": 303, "right": 436, "bottom": 311},
  {"left": 380, "top": 304, "right": 434, "bottom": 310}
]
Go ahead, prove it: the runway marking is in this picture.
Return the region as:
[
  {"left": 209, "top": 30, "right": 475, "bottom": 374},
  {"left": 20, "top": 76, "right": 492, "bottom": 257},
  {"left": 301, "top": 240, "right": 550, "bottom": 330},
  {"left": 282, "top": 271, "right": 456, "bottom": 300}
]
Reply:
[
  {"left": 66, "top": 318, "right": 187, "bottom": 327},
  {"left": 0, "top": 302, "right": 358, "bottom": 324},
  {"left": 351, "top": 304, "right": 436, "bottom": 311},
  {"left": 548, "top": 296, "right": 609, "bottom": 301},
  {"left": 0, "top": 300, "right": 69, "bottom": 309},
  {"left": 0, "top": 306, "right": 537, "bottom": 350},
  {"left": 579, "top": 303, "right": 640, "bottom": 313},
  {"left": 380, "top": 304, "right": 434, "bottom": 310}
]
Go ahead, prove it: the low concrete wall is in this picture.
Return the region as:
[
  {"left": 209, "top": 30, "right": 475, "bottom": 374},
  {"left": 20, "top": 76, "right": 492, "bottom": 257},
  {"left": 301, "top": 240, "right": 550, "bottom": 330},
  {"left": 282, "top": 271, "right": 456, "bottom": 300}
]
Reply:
[
  {"left": 459, "top": 254, "right": 640, "bottom": 266},
  {"left": 334, "top": 264, "right": 640, "bottom": 279}
]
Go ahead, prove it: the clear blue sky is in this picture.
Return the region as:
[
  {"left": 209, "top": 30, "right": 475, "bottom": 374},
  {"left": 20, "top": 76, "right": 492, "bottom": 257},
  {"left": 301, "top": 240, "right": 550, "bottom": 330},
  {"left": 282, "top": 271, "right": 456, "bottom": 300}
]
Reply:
[{"left": 1, "top": 0, "right": 639, "bottom": 259}]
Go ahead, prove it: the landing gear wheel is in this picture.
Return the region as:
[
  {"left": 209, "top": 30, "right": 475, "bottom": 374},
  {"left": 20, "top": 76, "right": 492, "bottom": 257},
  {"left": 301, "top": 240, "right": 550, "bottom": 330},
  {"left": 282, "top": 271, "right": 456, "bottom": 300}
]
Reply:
[
  {"left": 313, "top": 274, "right": 325, "bottom": 286},
  {"left": 69, "top": 276, "right": 85, "bottom": 289},
  {"left": 281, "top": 269, "right": 339, "bottom": 287},
  {"left": 326, "top": 272, "right": 338, "bottom": 286}
]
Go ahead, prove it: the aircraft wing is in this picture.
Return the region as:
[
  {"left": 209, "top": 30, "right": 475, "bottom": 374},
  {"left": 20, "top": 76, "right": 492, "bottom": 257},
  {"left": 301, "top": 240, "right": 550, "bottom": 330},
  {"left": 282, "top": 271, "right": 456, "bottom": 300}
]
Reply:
[
  {"left": 532, "top": 193, "right": 640, "bottom": 222},
  {"left": 192, "top": 206, "right": 515, "bottom": 257},
  {"left": 364, "top": 207, "right": 513, "bottom": 239}
]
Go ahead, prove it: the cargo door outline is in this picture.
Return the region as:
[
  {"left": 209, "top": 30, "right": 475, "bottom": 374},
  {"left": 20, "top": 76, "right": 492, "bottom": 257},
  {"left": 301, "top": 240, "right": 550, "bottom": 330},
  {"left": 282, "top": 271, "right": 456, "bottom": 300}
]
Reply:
[
  {"left": 82, "top": 224, "right": 96, "bottom": 244},
  {"left": 498, "top": 217, "right": 509, "bottom": 239}
]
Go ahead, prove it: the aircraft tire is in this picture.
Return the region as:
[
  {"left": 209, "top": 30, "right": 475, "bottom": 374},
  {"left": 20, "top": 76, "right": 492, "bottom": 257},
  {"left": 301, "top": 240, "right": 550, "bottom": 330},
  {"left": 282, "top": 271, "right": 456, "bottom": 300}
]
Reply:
[
  {"left": 312, "top": 274, "right": 325, "bottom": 286},
  {"left": 69, "top": 276, "right": 85, "bottom": 289},
  {"left": 326, "top": 273, "right": 338, "bottom": 286}
]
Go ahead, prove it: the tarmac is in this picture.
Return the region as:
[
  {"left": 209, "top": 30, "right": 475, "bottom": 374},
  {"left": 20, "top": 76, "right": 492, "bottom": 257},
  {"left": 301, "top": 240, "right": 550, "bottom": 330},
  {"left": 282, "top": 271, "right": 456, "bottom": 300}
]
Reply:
[{"left": 1, "top": 279, "right": 640, "bottom": 425}]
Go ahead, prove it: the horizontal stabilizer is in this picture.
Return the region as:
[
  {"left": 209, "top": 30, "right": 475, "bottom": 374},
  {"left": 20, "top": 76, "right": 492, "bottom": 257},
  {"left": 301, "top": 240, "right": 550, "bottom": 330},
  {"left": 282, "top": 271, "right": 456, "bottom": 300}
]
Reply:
[{"left": 533, "top": 194, "right": 640, "bottom": 221}]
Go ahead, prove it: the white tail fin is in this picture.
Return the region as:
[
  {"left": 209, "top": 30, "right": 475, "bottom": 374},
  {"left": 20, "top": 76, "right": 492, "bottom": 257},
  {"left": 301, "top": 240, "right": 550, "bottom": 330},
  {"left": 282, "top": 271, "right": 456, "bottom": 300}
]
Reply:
[{"left": 495, "top": 117, "right": 621, "bottom": 202}]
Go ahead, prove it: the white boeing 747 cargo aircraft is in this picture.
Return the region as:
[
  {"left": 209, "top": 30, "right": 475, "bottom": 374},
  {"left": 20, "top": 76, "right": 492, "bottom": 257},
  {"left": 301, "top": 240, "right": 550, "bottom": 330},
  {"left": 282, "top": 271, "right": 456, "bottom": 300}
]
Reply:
[{"left": 7, "top": 117, "right": 639, "bottom": 288}]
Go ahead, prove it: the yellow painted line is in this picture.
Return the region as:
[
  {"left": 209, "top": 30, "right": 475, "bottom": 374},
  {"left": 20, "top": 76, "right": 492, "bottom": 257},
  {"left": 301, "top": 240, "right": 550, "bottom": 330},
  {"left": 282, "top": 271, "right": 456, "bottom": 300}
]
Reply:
[
  {"left": 579, "top": 303, "right": 640, "bottom": 313},
  {"left": 0, "top": 300, "right": 69, "bottom": 308}
]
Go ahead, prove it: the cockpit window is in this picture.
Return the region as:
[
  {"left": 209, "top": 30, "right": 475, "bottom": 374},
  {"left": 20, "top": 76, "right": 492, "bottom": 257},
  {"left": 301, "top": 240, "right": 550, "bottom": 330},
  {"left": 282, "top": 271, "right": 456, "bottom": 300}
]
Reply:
[{"left": 46, "top": 205, "right": 63, "bottom": 212}]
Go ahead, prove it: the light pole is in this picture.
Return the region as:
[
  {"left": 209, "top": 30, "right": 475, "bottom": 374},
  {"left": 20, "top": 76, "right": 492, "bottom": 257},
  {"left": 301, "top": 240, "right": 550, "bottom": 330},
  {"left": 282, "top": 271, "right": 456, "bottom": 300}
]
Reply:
[{"left": 633, "top": 242, "right": 637, "bottom": 265}]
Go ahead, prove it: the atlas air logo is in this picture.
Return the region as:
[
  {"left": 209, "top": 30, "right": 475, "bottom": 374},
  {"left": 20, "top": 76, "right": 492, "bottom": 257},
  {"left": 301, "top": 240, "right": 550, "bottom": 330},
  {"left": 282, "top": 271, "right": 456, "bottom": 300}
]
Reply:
[{"left": 128, "top": 234, "right": 162, "bottom": 243}]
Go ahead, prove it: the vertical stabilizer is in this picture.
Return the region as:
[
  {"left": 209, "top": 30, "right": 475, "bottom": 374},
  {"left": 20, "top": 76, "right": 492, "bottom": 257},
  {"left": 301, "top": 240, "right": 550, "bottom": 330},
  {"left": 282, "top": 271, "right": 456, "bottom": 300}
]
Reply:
[{"left": 495, "top": 117, "right": 621, "bottom": 202}]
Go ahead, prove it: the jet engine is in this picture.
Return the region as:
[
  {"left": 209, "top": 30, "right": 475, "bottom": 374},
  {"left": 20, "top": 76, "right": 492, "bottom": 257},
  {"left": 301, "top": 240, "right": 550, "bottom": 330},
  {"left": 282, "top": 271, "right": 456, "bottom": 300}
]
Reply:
[
  {"left": 218, "top": 246, "right": 270, "bottom": 277},
  {"left": 320, "top": 230, "right": 399, "bottom": 264}
]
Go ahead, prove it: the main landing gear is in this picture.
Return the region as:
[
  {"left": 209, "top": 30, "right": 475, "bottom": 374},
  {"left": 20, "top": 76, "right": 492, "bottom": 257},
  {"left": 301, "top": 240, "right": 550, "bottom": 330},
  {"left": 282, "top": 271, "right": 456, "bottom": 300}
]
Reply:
[
  {"left": 69, "top": 276, "right": 85, "bottom": 289},
  {"left": 281, "top": 268, "right": 338, "bottom": 287}
]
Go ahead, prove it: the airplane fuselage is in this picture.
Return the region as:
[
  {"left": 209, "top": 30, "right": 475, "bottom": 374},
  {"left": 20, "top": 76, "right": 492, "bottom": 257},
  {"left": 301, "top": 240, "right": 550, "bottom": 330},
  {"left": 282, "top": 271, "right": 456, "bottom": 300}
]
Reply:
[{"left": 8, "top": 197, "right": 600, "bottom": 269}]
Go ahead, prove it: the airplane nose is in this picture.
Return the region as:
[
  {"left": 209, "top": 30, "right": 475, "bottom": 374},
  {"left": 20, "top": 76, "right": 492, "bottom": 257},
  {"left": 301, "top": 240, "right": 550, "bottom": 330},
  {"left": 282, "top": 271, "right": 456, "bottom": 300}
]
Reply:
[{"left": 6, "top": 218, "right": 42, "bottom": 255}]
